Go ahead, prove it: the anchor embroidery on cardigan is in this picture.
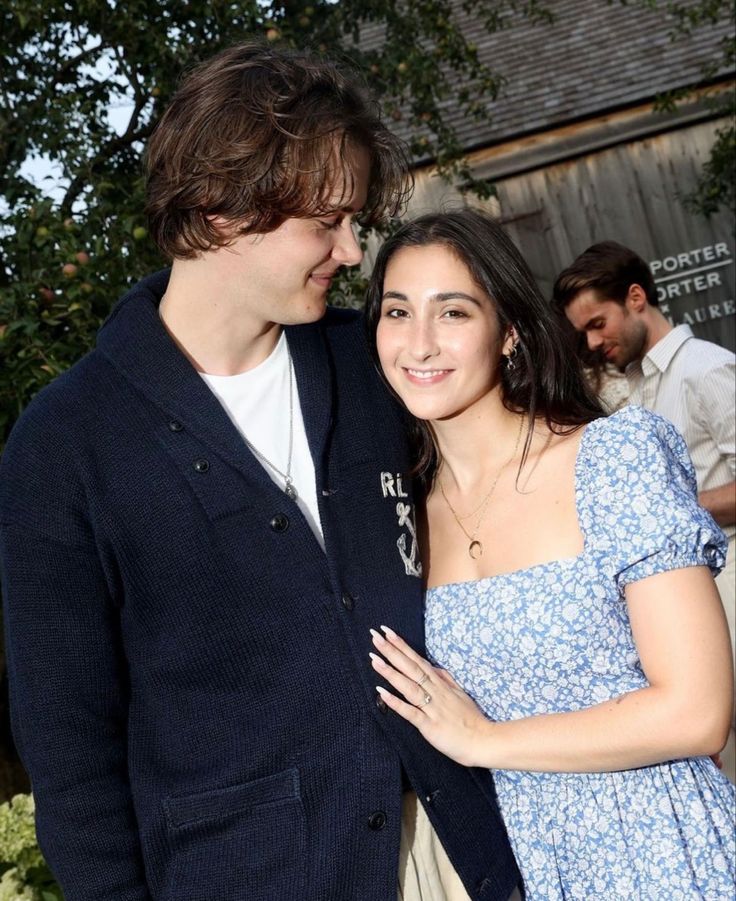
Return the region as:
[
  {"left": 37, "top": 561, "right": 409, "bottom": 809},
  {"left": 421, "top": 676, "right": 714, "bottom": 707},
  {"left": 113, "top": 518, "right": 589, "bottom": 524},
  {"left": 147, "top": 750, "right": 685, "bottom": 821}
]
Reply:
[
  {"left": 396, "top": 501, "right": 422, "bottom": 577},
  {"left": 380, "top": 472, "right": 422, "bottom": 577}
]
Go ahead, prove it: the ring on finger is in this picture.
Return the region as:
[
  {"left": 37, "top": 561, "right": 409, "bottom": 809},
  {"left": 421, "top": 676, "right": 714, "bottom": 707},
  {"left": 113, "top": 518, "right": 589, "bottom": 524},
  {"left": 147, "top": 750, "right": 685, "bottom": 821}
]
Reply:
[
  {"left": 416, "top": 673, "right": 429, "bottom": 687},
  {"left": 417, "top": 691, "right": 432, "bottom": 708}
]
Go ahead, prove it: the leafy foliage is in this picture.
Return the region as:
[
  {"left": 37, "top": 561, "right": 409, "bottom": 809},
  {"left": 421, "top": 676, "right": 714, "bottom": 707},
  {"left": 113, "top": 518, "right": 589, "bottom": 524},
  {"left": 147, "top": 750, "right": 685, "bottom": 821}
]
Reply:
[
  {"left": 666, "top": 0, "right": 736, "bottom": 219},
  {"left": 0, "top": 0, "right": 553, "bottom": 447},
  {"left": 0, "top": 794, "right": 61, "bottom": 901},
  {"left": 620, "top": 0, "right": 735, "bottom": 218},
  {"left": 688, "top": 114, "right": 735, "bottom": 217}
]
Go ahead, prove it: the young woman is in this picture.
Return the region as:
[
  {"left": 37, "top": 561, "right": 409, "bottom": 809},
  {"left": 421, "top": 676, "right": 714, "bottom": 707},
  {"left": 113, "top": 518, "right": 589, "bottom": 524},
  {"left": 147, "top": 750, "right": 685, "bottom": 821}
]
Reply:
[{"left": 364, "top": 209, "right": 735, "bottom": 899}]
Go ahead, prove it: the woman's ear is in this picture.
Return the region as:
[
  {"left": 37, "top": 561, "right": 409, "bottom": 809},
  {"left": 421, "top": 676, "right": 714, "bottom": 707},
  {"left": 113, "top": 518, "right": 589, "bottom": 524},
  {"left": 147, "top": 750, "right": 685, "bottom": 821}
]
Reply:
[{"left": 502, "top": 326, "right": 518, "bottom": 359}]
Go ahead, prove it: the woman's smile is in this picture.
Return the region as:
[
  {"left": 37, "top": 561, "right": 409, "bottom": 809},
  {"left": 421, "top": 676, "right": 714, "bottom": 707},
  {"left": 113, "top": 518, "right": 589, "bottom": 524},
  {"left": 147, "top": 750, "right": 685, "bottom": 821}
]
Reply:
[
  {"left": 403, "top": 367, "right": 454, "bottom": 385},
  {"left": 376, "top": 243, "right": 508, "bottom": 422}
]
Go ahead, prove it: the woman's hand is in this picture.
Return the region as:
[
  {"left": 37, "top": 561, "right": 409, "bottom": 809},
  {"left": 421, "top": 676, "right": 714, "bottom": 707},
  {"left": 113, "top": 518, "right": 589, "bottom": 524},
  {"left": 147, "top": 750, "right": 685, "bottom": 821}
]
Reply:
[
  {"left": 372, "top": 567, "right": 733, "bottom": 774},
  {"left": 370, "top": 625, "right": 492, "bottom": 768}
]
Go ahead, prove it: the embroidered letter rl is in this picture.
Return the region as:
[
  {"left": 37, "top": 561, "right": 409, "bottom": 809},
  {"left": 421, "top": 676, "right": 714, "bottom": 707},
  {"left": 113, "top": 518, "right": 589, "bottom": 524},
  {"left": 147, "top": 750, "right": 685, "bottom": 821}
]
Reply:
[{"left": 380, "top": 471, "right": 409, "bottom": 498}]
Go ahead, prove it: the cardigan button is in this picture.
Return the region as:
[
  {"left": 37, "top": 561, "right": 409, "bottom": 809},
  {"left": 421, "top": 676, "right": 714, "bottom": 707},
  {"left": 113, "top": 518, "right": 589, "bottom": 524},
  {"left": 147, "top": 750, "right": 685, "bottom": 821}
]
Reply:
[
  {"left": 168, "top": 420, "right": 183, "bottom": 432},
  {"left": 425, "top": 789, "right": 440, "bottom": 806},
  {"left": 193, "top": 459, "right": 209, "bottom": 473},
  {"left": 341, "top": 591, "right": 354, "bottom": 611},
  {"left": 269, "top": 514, "right": 289, "bottom": 533},
  {"left": 367, "top": 810, "right": 387, "bottom": 831}
]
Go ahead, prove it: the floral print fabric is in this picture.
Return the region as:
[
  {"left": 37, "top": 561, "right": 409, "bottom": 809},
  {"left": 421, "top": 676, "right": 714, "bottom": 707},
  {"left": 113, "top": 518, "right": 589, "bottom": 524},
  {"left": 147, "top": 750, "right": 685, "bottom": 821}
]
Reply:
[{"left": 425, "top": 407, "right": 735, "bottom": 900}]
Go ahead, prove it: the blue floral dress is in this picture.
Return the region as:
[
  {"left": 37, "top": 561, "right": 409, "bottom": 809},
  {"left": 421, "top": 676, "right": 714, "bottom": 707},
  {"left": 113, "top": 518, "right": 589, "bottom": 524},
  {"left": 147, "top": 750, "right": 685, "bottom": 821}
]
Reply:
[{"left": 425, "top": 407, "right": 735, "bottom": 900}]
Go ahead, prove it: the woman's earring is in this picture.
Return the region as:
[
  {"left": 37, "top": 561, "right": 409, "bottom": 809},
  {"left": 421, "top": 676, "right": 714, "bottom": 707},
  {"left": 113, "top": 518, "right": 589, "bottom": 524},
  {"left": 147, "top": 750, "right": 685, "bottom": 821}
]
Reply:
[{"left": 505, "top": 340, "right": 520, "bottom": 372}]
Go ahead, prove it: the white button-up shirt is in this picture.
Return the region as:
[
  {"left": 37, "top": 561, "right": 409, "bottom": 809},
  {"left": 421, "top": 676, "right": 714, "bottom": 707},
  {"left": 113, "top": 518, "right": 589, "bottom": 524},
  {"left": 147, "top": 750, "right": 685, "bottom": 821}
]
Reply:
[{"left": 626, "top": 325, "right": 735, "bottom": 534}]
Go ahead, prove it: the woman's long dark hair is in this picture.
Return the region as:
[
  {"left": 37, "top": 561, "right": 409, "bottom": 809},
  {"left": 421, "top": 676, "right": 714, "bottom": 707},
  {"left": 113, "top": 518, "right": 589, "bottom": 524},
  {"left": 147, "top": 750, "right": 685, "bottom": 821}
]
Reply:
[{"left": 364, "top": 208, "right": 604, "bottom": 482}]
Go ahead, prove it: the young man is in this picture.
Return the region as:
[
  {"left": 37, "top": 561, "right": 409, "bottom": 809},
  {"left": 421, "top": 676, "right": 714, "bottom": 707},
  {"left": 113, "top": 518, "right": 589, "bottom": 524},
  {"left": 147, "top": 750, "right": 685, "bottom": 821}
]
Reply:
[
  {"left": 554, "top": 240, "right": 736, "bottom": 781},
  {"left": 0, "top": 44, "right": 519, "bottom": 900}
]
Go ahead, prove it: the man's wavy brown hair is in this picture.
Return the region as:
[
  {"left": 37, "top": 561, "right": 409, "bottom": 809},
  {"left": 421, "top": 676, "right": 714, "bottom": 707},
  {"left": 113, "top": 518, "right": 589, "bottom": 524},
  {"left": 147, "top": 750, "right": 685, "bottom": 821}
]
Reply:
[{"left": 145, "top": 42, "right": 411, "bottom": 259}]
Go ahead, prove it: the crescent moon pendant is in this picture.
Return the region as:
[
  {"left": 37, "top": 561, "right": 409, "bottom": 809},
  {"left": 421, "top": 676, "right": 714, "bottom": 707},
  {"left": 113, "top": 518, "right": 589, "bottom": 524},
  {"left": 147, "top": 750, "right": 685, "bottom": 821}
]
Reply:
[{"left": 469, "top": 540, "right": 483, "bottom": 560}]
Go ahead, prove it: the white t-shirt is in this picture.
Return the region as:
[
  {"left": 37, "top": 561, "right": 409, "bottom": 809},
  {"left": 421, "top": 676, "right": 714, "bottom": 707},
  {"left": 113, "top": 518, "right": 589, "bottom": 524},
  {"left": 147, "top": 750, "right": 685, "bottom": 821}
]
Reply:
[{"left": 200, "top": 332, "right": 325, "bottom": 549}]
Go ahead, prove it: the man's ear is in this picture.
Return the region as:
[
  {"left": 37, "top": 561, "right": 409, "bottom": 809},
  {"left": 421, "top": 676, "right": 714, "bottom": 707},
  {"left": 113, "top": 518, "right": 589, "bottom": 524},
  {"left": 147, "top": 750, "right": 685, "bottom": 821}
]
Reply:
[{"left": 625, "top": 283, "right": 648, "bottom": 313}]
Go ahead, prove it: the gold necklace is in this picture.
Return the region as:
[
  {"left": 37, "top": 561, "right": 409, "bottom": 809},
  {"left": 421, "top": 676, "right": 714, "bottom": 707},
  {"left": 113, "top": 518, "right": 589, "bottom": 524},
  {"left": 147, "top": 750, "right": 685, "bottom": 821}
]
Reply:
[{"left": 438, "top": 416, "right": 523, "bottom": 560}]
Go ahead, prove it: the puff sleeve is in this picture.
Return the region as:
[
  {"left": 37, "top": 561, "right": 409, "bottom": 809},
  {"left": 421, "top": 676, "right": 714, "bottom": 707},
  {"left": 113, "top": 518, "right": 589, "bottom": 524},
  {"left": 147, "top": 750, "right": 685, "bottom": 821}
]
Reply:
[{"left": 577, "top": 406, "right": 726, "bottom": 593}]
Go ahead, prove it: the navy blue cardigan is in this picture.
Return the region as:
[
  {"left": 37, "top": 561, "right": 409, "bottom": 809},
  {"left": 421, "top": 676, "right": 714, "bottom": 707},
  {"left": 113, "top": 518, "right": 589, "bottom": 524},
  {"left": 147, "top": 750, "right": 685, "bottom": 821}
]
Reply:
[{"left": 0, "top": 271, "right": 519, "bottom": 901}]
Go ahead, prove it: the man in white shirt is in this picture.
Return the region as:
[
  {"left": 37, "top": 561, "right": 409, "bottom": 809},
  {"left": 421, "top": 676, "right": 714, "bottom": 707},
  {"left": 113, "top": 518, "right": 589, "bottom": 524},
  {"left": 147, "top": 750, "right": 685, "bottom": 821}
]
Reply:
[{"left": 554, "top": 241, "right": 736, "bottom": 780}]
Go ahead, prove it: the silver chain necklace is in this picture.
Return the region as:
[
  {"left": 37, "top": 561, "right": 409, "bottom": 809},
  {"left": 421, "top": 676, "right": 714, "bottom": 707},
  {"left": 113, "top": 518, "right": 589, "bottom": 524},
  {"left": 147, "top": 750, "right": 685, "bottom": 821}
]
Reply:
[{"left": 240, "top": 345, "right": 298, "bottom": 501}]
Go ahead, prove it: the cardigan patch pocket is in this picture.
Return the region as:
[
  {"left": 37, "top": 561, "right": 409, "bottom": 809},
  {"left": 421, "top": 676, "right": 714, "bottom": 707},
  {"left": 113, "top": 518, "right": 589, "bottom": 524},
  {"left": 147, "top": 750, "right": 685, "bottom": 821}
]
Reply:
[{"left": 163, "top": 767, "right": 306, "bottom": 899}]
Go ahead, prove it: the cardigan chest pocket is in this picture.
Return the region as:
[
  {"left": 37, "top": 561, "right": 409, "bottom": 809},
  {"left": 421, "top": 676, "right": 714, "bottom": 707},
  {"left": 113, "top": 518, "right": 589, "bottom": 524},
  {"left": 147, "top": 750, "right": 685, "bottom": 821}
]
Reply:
[{"left": 163, "top": 767, "right": 307, "bottom": 900}]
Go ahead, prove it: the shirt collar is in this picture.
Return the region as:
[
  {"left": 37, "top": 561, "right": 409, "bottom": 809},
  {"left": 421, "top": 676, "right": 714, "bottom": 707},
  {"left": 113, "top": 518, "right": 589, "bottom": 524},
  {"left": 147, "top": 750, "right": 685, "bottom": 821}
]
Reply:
[{"left": 636, "top": 324, "right": 694, "bottom": 377}]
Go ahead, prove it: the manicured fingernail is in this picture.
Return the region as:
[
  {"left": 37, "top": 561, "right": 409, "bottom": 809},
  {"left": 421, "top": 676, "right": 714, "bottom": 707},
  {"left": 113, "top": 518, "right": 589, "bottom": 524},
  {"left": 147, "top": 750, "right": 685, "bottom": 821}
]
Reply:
[
  {"left": 369, "top": 652, "right": 385, "bottom": 666},
  {"left": 370, "top": 628, "right": 384, "bottom": 642},
  {"left": 376, "top": 686, "right": 389, "bottom": 696},
  {"left": 380, "top": 625, "right": 397, "bottom": 638}
]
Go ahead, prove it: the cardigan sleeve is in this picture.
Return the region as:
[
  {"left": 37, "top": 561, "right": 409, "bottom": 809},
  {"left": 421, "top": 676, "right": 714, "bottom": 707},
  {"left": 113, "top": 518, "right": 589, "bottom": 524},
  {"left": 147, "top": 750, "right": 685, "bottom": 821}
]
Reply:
[{"left": 0, "top": 409, "right": 152, "bottom": 899}]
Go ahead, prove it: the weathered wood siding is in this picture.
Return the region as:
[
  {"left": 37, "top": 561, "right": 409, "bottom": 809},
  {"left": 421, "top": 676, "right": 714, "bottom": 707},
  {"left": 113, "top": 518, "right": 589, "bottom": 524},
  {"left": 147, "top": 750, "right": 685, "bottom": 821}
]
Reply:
[
  {"left": 372, "top": 116, "right": 735, "bottom": 352},
  {"left": 497, "top": 117, "right": 734, "bottom": 351}
]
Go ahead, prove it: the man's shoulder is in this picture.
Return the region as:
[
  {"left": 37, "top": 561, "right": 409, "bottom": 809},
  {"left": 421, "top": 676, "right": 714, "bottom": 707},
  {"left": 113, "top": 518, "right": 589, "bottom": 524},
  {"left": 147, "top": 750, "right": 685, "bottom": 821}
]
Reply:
[
  {"left": 2, "top": 351, "right": 105, "bottom": 474},
  {"left": 676, "top": 335, "right": 735, "bottom": 381},
  {"left": 319, "top": 305, "right": 370, "bottom": 354},
  {"left": 676, "top": 333, "right": 734, "bottom": 363},
  {"left": 669, "top": 338, "right": 735, "bottom": 425},
  {"left": 104, "top": 268, "right": 170, "bottom": 322},
  {"left": 321, "top": 305, "right": 361, "bottom": 329},
  {"left": 0, "top": 358, "right": 98, "bottom": 527},
  {"left": 4, "top": 270, "right": 170, "bottom": 458},
  {"left": 317, "top": 303, "right": 404, "bottom": 419}
]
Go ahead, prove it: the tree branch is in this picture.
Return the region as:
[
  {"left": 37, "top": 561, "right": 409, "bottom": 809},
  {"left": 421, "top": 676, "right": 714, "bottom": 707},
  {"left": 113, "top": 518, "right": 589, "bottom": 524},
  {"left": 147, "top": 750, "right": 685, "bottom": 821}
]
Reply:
[{"left": 60, "top": 116, "right": 153, "bottom": 217}]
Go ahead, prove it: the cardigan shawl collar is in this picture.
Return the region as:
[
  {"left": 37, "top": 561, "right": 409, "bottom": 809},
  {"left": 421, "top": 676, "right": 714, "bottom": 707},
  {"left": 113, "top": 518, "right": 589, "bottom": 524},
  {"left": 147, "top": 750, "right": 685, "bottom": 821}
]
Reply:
[{"left": 96, "top": 268, "right": 334, "bottom": 491}]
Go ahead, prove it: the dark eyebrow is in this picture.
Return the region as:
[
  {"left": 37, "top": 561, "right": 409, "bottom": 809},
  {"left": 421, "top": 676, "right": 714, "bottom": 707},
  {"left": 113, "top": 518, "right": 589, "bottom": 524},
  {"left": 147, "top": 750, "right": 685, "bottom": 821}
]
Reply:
[
  {"left": 381, "top": 290, "right": 483, "bottom": 307},
  {"left": 582, "top": 315, "right": 604, "bottom": 330}
]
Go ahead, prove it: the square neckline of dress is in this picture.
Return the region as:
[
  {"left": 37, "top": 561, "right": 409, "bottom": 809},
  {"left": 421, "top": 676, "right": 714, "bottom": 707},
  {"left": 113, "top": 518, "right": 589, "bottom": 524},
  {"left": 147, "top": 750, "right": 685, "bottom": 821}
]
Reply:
[{"left": 426, "top": 417, "right": 601, "bottom": 594}]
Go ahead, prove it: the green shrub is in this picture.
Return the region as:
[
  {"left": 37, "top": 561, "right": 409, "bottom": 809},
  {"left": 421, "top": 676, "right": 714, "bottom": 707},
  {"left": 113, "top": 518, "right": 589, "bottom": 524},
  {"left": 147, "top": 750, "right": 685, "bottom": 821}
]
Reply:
[{"left": 0, "top": 795, "right": 61, "bottom": 901}]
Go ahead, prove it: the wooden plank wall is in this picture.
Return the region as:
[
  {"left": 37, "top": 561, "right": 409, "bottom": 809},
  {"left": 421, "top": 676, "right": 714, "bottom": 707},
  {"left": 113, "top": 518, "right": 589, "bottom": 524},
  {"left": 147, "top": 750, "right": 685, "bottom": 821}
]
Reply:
[
  {"left": 494, "top": 118, "right": 735, "bottom": 351},
  {"left": 370, "top": 117, "right": 735, "bottom": 352}
]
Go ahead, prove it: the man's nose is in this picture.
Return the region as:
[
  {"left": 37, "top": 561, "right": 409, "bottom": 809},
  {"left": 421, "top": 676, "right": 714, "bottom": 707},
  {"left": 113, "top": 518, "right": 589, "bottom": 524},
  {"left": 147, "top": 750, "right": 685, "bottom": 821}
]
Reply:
[
  {"left": 333, "top": 221, "right": 362, "bottom": 267},
  {"left": 587, "top": 332, "right": 603, "bottom": 351}
]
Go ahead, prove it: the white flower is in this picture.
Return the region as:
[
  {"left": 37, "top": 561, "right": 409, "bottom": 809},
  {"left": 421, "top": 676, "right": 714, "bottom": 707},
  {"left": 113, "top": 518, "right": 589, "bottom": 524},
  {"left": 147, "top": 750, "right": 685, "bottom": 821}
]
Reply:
[{"left": 0, "top": 869, "right": 38, "bottom": 901}]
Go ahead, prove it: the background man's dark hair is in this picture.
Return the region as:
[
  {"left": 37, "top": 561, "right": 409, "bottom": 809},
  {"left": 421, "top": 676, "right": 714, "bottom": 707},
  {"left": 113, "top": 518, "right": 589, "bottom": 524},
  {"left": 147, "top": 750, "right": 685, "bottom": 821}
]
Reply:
[
  {"left": 552, "top": 241, "right": 659, "bottom": 310},
  {"left": 145, "top": 41, "right": 411, "bottom": 259}
]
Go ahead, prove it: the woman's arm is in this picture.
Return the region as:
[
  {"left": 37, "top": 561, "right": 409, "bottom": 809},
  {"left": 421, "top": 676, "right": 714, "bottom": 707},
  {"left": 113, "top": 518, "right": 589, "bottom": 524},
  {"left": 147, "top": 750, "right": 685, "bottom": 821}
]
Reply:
[{"left": 371, "top": 565, "right": 733, "bottom": 772}]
